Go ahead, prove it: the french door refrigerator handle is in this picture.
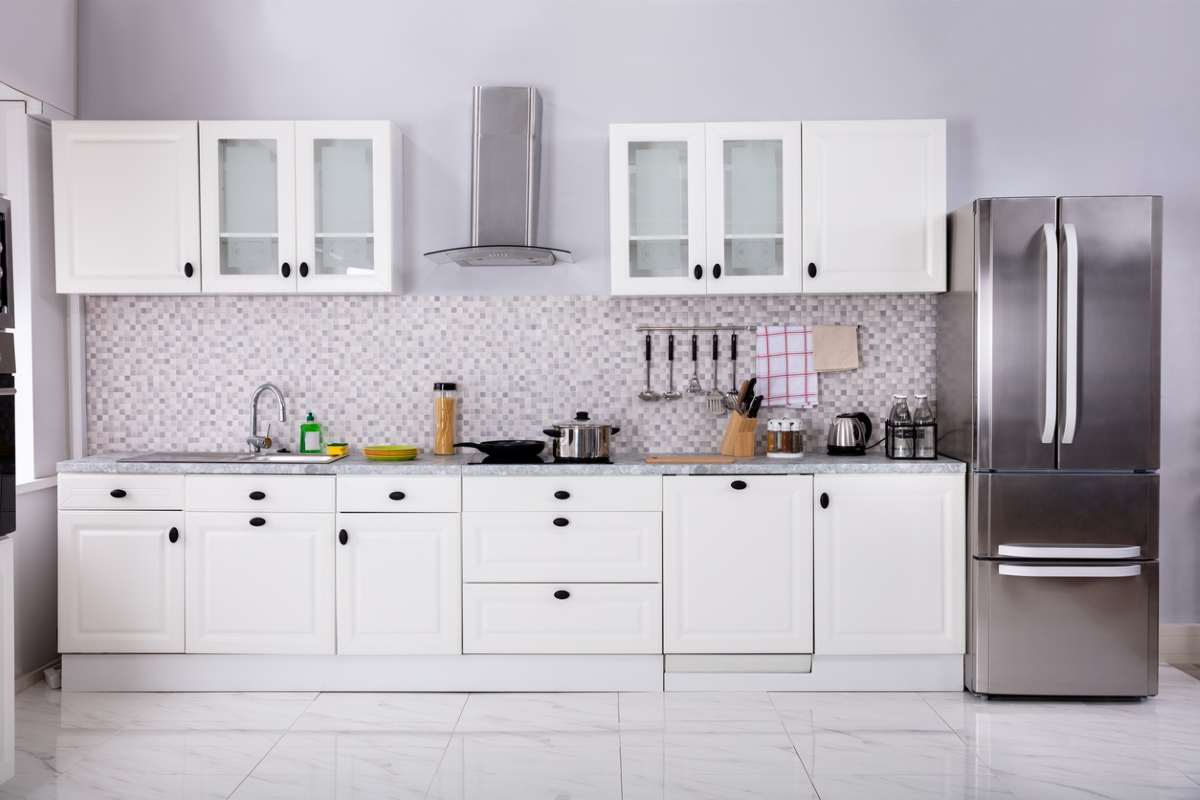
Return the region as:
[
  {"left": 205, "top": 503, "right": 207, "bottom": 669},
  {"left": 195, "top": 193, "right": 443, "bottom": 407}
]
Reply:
[
  {"left": 998, "top": 544, "right": 1141, "bottom": 559},
  {"left": 1061, "top": 222, "right": 1080, "bottom": 444},
  {"left": 1041, "top": 223, "right": 1059, "bottom": 444},
  {"left": 999, "top": 564, "right": 1141, "bottom": 578}
]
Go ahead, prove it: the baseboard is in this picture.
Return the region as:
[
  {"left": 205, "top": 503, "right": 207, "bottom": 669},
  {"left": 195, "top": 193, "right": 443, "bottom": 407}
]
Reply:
[
  {"left": 15, "top": 657, "right": 60, "bottom": 694},
  {"left": 665, "top": 654, "right": 964, "bottom": 692},
  {"left": 1161, "top": 623, "right": 1200, "bottom": 663}
]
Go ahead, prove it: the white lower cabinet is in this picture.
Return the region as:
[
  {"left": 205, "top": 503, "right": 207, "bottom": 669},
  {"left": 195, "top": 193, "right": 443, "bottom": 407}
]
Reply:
[
  {"left": 663, "top": 474, "right": 814, "bottom": 654},
  {"left": 813, "top": 474, "right": 965, "bottom": 655},
  {"left": 185, "top": 511, "right": 335, "bottom": 654},
  {"left": 58, "top": 510, "right": 186, "bottom": 653},
  {"left": 462, "top": 583, "right": 662, "bottom": 654},
  {"left": 335, "top": 513, "right": 461, "bottom": 655}
]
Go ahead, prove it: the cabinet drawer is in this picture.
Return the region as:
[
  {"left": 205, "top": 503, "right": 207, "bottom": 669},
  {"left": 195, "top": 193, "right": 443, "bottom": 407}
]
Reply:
[
  {"left": 337, "top": 475, "right": 460, "bottom": 513},
  {"left": 463, "top": 476, "right": 661, "bottom": 512},
  {"left": 59, "top": 473, "right": 185, "bottom": 510},
  {"left": 462, "top": 511, "right": 661, "bottom": 583},
  {"left": 186, "top": 475, "right": 335, "bottom": 513},
  {"left": 463, "top": 583, "right": 662, "bottom": 654}
]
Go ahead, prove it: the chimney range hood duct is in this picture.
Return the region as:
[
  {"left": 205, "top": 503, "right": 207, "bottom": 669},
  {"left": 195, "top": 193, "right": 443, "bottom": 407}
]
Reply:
[{"left": 424, "top": 87, "right": 573, "bottom": 267}]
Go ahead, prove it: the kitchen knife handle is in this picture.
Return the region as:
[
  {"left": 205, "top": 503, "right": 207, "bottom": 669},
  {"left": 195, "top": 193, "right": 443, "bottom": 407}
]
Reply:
[
  {"left": 1040, "top": 223, "right": 1058, "bottom": 445},
  {"left": 1061, "top": 223, "right": 1079, "bottom": 445}
]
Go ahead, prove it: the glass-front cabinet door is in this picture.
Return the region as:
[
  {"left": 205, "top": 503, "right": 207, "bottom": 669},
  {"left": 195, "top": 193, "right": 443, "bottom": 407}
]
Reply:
[
  {"left": 704, "top": 122, "right": 802, "bottom": 294},
  {"left": 199, "top": 121, "right": 296, "bottom": 293},
  {"left": 610, "top": 123, "right": 707, "bottom": 296},
  {"left": 295, "top": 121, "right": 398, "bottom": 294}
]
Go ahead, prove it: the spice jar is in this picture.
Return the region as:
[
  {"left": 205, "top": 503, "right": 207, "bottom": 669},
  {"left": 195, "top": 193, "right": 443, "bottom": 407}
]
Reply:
[
  {"left": 788, "top": 419, "right": 803, "bottom": 453},
  {"left": 779, "top": 420, "right": 793, "bottom": 454},
  {"left": 434, "top": 383, "right": 458, "bottom": 455},
  {"left": 767, "top": 419, "right": 783, "bottom": 453}
]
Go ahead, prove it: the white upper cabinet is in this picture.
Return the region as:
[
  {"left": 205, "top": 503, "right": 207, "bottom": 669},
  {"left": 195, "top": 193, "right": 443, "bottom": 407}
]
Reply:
[
  {"left": 704, "top": 122, "right": 803, "bottom": 295},
  {"left": 801, "top": 119, "right": 946, "bottom": 293},
  {"left": 199, "top": 121, "right": 297, "bottom": 294},
  {"left": 53, "top": 121, "right": 202, "bottom": 294},
  {"left": 813, "top": 473, "right": 965, "bottom": 655},
  {"left": 53, "top": 120, "right": 400, "bottom": 295},
  {"left": 610, "top": 123, "right": 708, "bottom": 297},
  {"left": 611, "top": 118, "right": 946, "bottom": 296},
  {"left": 296, "top": 121, "right": 400, "bottom": 294}
]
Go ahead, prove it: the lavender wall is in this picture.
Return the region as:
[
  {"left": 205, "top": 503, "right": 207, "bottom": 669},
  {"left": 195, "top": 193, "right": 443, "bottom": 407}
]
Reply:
[{"left": 75, "top": 1, "right": 1200, "bottom": 622}]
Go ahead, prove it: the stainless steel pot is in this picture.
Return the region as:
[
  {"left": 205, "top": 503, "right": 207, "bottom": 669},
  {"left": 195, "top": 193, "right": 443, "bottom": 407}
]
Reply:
[{"left": 543, "top": 411, "right": 621, "bottom": 461}]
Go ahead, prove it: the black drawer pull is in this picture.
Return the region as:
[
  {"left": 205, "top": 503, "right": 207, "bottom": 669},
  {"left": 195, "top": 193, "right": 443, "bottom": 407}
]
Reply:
[
  {"left": 249, "top": 491, "right": 266, "bottom": 500},
  {"left": 168, "top": 527, "right": 179, "bottom": 543},
  {"left": 693, "top": 264, "right": 703, "bottom": 280},
  {"left": 339, "top": 529, "right": 348, "bottom": 545},
  {"left": 554, "top": 590, "right": 570, "bottom": 600},
  {"left": 299, "top": 262, "right": 309, "bottom": 278},
  {"left": 820, "top": 493, "right": 829, "bottom": 509},
  {"left": 553, "top": 517, "right": 570, "bottom": 528},
  {"left": 807, "top": 262, "right": 817, "bottom": 278},
  {"left": 389, "top": 491, "right": 406, "bottom": 501},
  {"left": 731, "top": 480, "right": 747, "bottom": 490},
  {"left": 184, "top": 262, "right": 194, "bottom": 278},
  {"left": 554, "top": 491, "right": 570, "bottom": 500},
  {"left": 109, "top": 489, "right": 127, "bottom": 498},
  {"left": 249, "top": 517, "right": 266, "bottom": 527},
  {"left": 713, "top": 263, "right": 722, "bottom": 279},
  {"left": 281, "top": 262, "right": 291, "bottom": 277}
]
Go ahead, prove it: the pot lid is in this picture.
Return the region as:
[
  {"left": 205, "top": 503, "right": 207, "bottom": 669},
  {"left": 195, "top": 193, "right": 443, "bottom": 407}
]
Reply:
[{"left": 550, "top": 411, "right": 615, "bottom": 428}]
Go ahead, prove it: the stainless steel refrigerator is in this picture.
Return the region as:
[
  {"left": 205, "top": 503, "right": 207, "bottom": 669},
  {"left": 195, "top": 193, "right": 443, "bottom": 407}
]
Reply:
[{"left": 938, "top": 196, "right": 1161, "bottom": 697}]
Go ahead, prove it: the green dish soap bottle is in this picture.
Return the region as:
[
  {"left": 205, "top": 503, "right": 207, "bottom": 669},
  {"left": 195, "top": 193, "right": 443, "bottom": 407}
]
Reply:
[{"left": 299, "top": 412, "right": 324, "bottom": 454}]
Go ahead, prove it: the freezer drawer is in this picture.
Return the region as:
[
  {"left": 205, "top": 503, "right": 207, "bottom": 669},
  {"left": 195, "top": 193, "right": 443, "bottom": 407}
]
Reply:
[
  {"left": 970, "top": 559, "right": 1157, "bottom": 697},
  {"left": 974, "top": 472, "right": 1157, "bottom": 558}
]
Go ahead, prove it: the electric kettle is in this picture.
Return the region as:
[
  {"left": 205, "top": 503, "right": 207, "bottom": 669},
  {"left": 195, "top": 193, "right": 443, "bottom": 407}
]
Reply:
[{"left": 827, "top": 412, "right": 873, "bottom": 455}]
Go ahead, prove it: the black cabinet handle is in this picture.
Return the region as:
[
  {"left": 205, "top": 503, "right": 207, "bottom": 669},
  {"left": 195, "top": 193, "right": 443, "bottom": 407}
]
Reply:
[
  {"left": 249, "top": 517, "right": 266, "bottom": 527},
  {"left": 807, "top": 262, "right": 817, "bottom": 278},
  {"left": 168, "top": 527, "right": 179, "bottom": 543},
  {"left": 713, "top": 263, "right": 722, "bottom": 279},
  {"left": 109, "top": 489, "right": 127, "bottom": 498},
  {"left": 554, "top": 490, "right": 570, "bottom": 500},
  {"left": 184, "top": 262, "right": 194, "bottom": 278},
  {"left": 554, "top": 590, "right": 570, "bottom": 600},
  {"left": 249, "top": 491, "right": 266, "bottom": 501},
  {"left": 820, "top": 493, "right": 829, "bottom": 509},
  {"left": 731, "top": 480, "right": 747, "bottom": 490},
  {"left": 281, "top": 262, "right": 291, "bottom": 277},
  {"left": 693, "top": 264, "right": 703, "bottom": 280},
  {"left": 299, "top": 262, "right": 309, "bottom": 278},
  {"left": 339, "top": 529, "right": 348, "bottom": 545},
  {"left": 389, "top": 491, "right": 406, "bottom": 501},
  {"left": 553, "top": 517, "right": 570, "bottom": 528}
]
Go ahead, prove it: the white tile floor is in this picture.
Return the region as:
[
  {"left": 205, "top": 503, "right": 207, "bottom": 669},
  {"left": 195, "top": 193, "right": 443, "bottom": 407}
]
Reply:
[{"left": 2, "top": 665, "right": 1199, "bottom": 799}]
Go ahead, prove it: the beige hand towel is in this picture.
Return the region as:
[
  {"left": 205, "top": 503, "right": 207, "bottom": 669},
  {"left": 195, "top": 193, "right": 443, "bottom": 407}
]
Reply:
[{"left": 812, "top": 325, "right": 860, "bottom": 373}]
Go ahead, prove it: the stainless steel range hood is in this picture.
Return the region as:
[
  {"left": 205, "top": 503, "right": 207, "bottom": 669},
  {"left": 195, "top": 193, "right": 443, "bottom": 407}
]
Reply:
[{"left": 424, "top": 87, "right": 573, "bottom": 266}]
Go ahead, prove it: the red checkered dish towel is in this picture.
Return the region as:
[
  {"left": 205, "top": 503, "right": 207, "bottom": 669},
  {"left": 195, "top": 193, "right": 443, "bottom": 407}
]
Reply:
[{"left": 755, "top": 325, "right": 817, "bottom": 409}]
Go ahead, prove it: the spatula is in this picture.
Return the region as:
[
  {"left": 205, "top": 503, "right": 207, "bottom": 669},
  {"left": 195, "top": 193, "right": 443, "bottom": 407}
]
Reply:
[{"left": 707, "top": 334, "right": 726, "bottom": 416}]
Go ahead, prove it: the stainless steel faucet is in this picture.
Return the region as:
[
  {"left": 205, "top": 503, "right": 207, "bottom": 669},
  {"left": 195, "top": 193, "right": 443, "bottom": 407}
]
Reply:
[{"left": 247, "top": 383, "right": 287, "bottom": 452}]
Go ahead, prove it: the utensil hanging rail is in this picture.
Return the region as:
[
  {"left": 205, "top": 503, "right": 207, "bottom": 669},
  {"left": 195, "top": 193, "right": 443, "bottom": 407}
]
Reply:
[{"left": 634, "top": 325, "right": 756, "bottom": 332}]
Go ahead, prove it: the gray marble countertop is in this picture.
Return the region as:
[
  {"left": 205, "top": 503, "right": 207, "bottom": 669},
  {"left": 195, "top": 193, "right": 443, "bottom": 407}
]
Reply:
[
  {"left": 57, "top": 452, "right": 474, "bottom": 475},
  {"left": 60, "top": 451, "right": 962, "bottom": 476}
]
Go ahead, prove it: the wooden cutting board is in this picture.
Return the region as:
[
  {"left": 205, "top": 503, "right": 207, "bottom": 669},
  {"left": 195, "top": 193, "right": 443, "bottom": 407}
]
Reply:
[{"left": 645, "top": 454, "right": 736, "bottom": 464}]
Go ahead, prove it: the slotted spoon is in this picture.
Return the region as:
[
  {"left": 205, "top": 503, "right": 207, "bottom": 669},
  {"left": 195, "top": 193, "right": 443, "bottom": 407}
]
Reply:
[
  {"left": 663, "top": 333, "right": 682, "bottom": 400},
  {"left": 686, "top": 332, "right": 703, "bottom": 394},
  {"left": 707, "top": 333, "right": 726, "bottom": 416}
]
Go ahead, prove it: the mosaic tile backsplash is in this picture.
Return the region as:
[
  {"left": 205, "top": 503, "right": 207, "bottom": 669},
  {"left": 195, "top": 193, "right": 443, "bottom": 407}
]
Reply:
[{"left": 85, "top": 294, "right": 937, "bottom": 455}]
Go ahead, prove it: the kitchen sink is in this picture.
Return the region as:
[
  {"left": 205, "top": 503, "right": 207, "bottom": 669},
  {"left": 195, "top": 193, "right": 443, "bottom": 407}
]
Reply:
[{"left": 120, "top": 452, "right": 346, "bottom": 464}]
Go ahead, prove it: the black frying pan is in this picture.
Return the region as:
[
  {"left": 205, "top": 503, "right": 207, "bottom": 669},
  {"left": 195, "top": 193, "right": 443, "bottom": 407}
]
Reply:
[{"left": 454, "top": 440, "right": 545, "bottom": 459}]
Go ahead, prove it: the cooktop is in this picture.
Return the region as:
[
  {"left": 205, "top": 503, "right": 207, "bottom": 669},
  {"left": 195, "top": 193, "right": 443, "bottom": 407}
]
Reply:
[{"left": 466, "top": 454, "right": 612, "bottom": 465}]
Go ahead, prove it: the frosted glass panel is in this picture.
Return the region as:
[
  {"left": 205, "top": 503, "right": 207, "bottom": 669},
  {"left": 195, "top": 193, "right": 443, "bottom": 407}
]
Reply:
[
  {"left": 219, "top": 139, "right": 279, "bottom": 276},
  {"left": 723, "top": 139, "right": 783, "bottom": 277},
  {"left": 314, "top": 138, "right": 375, "bottom": 276},
  {"left": 628, "top": 141, "right": 688, "bottom": 279}
]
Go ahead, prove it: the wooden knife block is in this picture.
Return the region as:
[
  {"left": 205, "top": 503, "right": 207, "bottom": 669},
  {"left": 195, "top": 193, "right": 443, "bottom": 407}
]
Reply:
[{"left": 719, "top": 412, "right": 758, "bottom": 457}]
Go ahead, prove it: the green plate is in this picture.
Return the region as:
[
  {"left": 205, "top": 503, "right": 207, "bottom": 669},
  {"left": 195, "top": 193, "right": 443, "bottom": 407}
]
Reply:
[{"left": 364, "top": 452, "right": 419, "bottom": 462}]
